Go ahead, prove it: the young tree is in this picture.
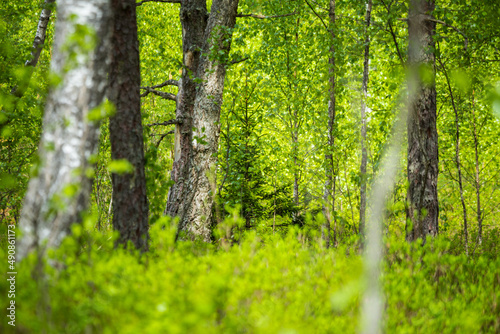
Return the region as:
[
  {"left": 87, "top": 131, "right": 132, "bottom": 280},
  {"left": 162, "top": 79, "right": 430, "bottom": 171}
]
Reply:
[
  {"left": 406, "top": 0, "right": 439, "bottom": 242},
  {"left": 359, "top": 0, "right": 372, "bottom": 242},
  {"left": 11, "top": 0, "right": 56, "bottom": 98},
  {"left": 108, "top": 0, "right": 149, "bottom": 251},
  {"left": 17, "top": 0, "right": 112, "bottom": 260},
  {"left": 322, "top": 0, "right": 336, "bottom": 248}
]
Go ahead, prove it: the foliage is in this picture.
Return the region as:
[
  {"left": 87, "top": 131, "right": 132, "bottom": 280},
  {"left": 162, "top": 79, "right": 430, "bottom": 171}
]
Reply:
[{"left": 1, "top": 219, "right": 499, "bottom": 333}]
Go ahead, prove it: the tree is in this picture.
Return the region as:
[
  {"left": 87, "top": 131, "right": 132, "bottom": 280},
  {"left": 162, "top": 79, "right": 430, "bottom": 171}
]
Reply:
[
  {"left": 359, "top": 0, "right": 372, "bottom": 242},
  {"left": 11, "top": 0, "right": 55, "bottom": 98},
  {"left": 164, "top": 0, "right": 207, "bottom": 224},
  {"left": 163, "top": 0, "right": 239, "bottom": 241},
  {"left": 17, "top": 0, "right": 112, "bottom": 259},
  {"left": 406, "top": 0, "right": 439, "bottom": 242},
  {"left": 108, "top": 0, "right": 149, "bottom": 251}
]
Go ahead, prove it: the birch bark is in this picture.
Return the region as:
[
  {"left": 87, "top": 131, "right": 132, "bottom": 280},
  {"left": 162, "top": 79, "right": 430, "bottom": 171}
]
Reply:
[
  {"left": 177, "top": 0, "right": 239, "bottom": 241},
  {"left": 165, "top": 0, "right": 207, "bottom": 219},
  {"left": 11, "top": 0, "right": 56, "bottom": 97},
  {"left": 359, "top": 0, "right": 372, "bottom": 242},
  {"left": 322, "top": 0, "right": 336, "bottom": 248},
  {"left": 18, "top": 0, "right": 112, "bottom": 260},
  {"left": 406, "top": 0, "right": 439, "bottom": 242}
]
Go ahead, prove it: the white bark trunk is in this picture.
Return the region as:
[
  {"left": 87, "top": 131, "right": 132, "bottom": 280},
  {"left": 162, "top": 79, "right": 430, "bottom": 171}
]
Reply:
[{"left": 18, "top": 0, "right": 112, "bottom": 260}]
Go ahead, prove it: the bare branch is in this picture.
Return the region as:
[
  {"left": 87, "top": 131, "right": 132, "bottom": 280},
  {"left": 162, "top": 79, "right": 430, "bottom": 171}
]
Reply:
[
  {"left": 140, "top": 87, "right": 176, "bottom": 101},
  {"left": 236, "top": 12, "right": 296, "bottom": 19},
  {"left": 230, "top": 57, "right": 249, "bottom": 65},
  {"left": 151, "top": 130, "right": 175, "bottom": 147},
  {"left": 136, "top": 0, "right": 181, "bottom": 6},
  {"left": 146, "top": 119, "right": 182, "bottom": 127},
  {"left": 304, "top": 0, "right": 329, "bottom": 32},
  {"left": 147, "top": 79, "right": 179, "bottom": 89}
]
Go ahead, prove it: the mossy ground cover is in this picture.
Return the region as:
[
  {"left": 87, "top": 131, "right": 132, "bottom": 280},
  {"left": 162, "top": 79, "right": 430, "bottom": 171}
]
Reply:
[{"left": 0, "top": 219, "right": 499, "bottom": 333}]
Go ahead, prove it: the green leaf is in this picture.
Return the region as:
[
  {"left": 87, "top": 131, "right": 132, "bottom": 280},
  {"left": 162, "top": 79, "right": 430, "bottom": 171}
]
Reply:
[{"left": 108, "top": 159, "right": 134, "bottom": 175}]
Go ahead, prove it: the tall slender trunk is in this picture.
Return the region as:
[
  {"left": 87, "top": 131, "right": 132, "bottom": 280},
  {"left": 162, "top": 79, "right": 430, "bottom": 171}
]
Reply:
[
  {"left": 322, "top": 0, "right": 336, "bottom": 248},
  {"left": 471, "top": 91, "right": 482, "bottom": 247},
  {"left": 359, "top": 0, "right": 372, "bottom": 242},
  {"left": 439, "top": 58, "right": 468, "bottom": 255},
  {"left": 177, "top": 0, "right": 240, "bottom": 241},
  {"left": 165, "top": 0, "right": 207, "bottom": 219},
  {"left": 108, "top": 0, "right": 149, "bottom": 251},
  {"left": 11, "top": 0, "right": 55, "bottom": 97},
  {"left": 17, "top": 0, "right": 112, "bottom": 260},
  {"left": 406, "top": 0, "right": 439, "bottom": 243}
]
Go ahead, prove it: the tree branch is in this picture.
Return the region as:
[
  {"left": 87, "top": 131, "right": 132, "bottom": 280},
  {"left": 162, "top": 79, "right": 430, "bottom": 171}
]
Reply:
[
  {"left": 146, "top": 119, "right": 182, "bottom": 127},
  {"left": 148, "top": 79, "right": 179, "bottom": 89},
  {"left": 236, "top": 12, "right": 296, "bottom": 19},
  {"left": 230, "top": 57, "right": 249, "bottom": 65},
  {"left": 136, "top": 0, "right": 181, "bottom": 6},
  {"left": 151, "top": 131, "right": 175, "bottom": 147},
  {"left": 427, "top": 18, "right": 469, "bottom": 50},
  {"left": 304, "top": 0, "right": 329, "bottom": 32},
  {"left": 140, "top": 87, "right": 176, "bottom": 101}
]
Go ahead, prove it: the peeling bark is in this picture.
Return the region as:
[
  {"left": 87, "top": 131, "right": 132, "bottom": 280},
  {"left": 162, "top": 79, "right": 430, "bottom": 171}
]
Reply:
[
  {"left": 406, "top": 0, "right": 439, "bottom": 243},
  {"left": 108, "top": 0, "right": 149, "bottom": 251},
  {"left": 176, "top": 0, "right": 240, "bottom": 241},
  {"left": 17, "top": 0, "right": 112, "bottom": 260},
  {"left": 165, "top": 0, "right": 207, "bottom": 220}
]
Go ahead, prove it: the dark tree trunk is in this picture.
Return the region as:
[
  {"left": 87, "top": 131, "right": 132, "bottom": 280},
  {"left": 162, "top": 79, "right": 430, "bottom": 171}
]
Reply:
[
  {"left": 108, "top": 0, "right": 149, "bottom": 251},
  {"left": 359, "top": 0, "right": 372, "bottom": 242},
  {"left": 177, "top": 0, "right": 240, "bottom": 241},
  {"left": 165, "top": 0, "right": 208, "bottom": 219},
  {"left": 406, "top": 0, "right": 439, "bottom": 242},
  {"left": 17, "top": 0, "right": 112, "bottom": 260}
]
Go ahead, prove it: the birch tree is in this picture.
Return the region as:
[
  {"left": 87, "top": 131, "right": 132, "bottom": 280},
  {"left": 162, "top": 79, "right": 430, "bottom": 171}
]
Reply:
[
  {"left": 406, "top": 0, "right": 439, "bottom": 242},
  {"left": 18, "top": 0, "right": 112, "bottom": 260}
]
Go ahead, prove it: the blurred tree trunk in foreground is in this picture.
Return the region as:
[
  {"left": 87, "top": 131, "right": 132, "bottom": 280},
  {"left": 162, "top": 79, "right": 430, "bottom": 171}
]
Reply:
[{"left": 18, "top": 0, "right": 112, "bottom": 260}]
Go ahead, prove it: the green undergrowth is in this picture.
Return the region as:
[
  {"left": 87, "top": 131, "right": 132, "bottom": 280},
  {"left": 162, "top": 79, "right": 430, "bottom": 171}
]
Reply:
[{"left": 0, "top": 219, "right": 499, "bottom": 333}]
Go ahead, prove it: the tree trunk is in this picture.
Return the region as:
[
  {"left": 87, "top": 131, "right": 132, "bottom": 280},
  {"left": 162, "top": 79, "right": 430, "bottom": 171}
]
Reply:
[
  {"left": 11, "top": 0, "right": 55, "bottom": 97},
  {"left": 406, "top": 0, "right": 439, "bottom": 243},
  {"left": 471, "top": 91, "right": 482, "bottom": 247},
  {"left": 359, "top": 0, "right": 372, "bottom": 242},
  {"left": 439, "top": 58, "right": 468, "bottom": 255},
  {"left": 17, "top": 0, "right": 112, "bottom": 260},
  {"left": 322, "top": 0, "right": 336, "bottom": 248},
  {"left": 176, "top": 0, "right": 240, "bottom": 241},
  {"left": 108, "top": 0, "right": 149, "bottom": 251},
  {"left": 165, "top": 0, "right": 207, "bottom": 219}
]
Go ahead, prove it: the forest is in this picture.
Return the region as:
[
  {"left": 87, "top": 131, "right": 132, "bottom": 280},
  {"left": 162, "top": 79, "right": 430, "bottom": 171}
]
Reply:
[{"left": 1, "top": 0, "right": 499, "bottom": 332}]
